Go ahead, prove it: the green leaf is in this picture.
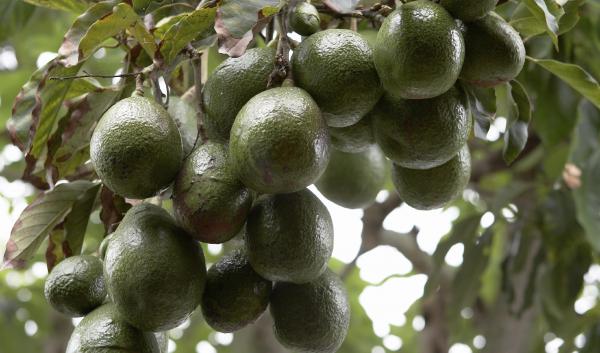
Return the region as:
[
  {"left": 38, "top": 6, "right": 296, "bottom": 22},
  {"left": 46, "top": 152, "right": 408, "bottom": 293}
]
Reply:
[
  {"left": 527, "top": 57, "right": 600, "bottom": 110},
  {"left": 63, "top": 183, "right": 101, "bottom": 256},
  {"left": 570, "top": 101, "right": 600, "bottom": 167},
  {"left": 0, "top": 0, "right": 35, "bottom": 42},
  {"left": 2, "top": 181, "right": 101, "bottom": 269},
  {"left": 130, "top": 21, "right": 158, "bottom": 58},
  {"left": 573, "top": 148, "right": 600, "bottom": 253},
  {"left": 502, "top": 80, "right": 532, "bottom": 164},
  {"left": 22, "top": 0, "right": 88, "bottom": 13},
  {"left": 215, "top": 0, "right": 283, "bottom": 56},
  {"left": 464, "top": 84, "right": 496, "bottom": 140},
  {"left": 157, "top": 7, "right": 217, "bottom": 64},
  {"left": 522, "top": 0, "right": 559, "bottom": 49},
  {"left": 323, "top": 0, "right": 360, "bottom": 13}
]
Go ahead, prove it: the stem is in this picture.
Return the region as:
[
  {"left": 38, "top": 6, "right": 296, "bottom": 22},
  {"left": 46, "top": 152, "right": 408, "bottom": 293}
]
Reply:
[
  {"left": 49, "top": 71, "right": 143, "bottom": 81},
  {"left": 192, "top": 54, "right": 208, "bottom": 144},
  {"left": 267, "top": 9, "right": 292, "bottom": 88}
]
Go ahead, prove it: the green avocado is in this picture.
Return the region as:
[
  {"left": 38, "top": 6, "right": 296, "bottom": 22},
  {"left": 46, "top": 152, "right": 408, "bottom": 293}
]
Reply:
[
  {"left": 374, "top": 0, "right": 464, "bottom": 99},
  {"left": 168, "top": 96, "right": 198, "bottom": 157},
  {"left": 90, "top": 96, "right": 183, "bottom": 199},
  {"left": 201, "top": 248, "right": 272, "bottom": 333},
  {"left": 460, "top": 12, "right": 526, "bottom": 87},
  {"left": 44, "top": 255, "right": 106, "bottom": 317},
  {"left": 229, "top": 87, "right": 330, "bottom": 194},
  {"left": 173, "top": 141, "right": 253, "bottom": 244},
  {"left": 290, "top": 2, "right": 321, "bottom": 36},
  {"left": 292, "top": 29, "right": 382, "bottom": 127},
  {"left": 392, "top": 145, "right": 471, "bottom": 210},
  {"left": 329, "top": 114, "right": 374, "bottom": 153},
  {"left": 441, "top": 0, "right": 498, "bottom": 22},
  {"left": 371, "top": 85, "right": 471, "bottom": 169},
  {"left": 98, "top": 233, "right": 113, "bottom": 260},
  {"left": 104, "top": 203, "right": 206, "bottom": 332},
  {"left": 66, "top": 303, "right": 159, "bottom": 353},
  {"left": 245, "top": 188, "right": 333, "bottom": 283},
  {"left": 316, "top": 146, "right": 386, "bottom": 209},
  {"left": 270, "top": 269, "right": 350, "bottom": 353},
  {"left": 202, "top": 47, "right": 276, "bottom": 140}
]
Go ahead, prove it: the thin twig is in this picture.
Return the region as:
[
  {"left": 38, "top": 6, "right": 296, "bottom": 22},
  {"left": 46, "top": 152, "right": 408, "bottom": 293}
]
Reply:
[
  {"left": 191, "top": 53, "right": 208, "bottom": 144},
  {"left": 49, "top": 71, "right": 143, "bottom": 81},
  {"left": 267, "top": 8, "right": 292, "bottom": 88}
]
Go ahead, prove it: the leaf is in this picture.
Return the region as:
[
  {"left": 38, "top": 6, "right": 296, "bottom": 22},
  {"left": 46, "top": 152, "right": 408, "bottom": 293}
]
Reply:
[
  {"left": 502, "top": 80, "right": 532, "bottom": 164},
  {"left": 157, "top": 7, "right": 217, "bottom": 64},
  {"left": 464, "top": 84, "right": 496, "bottom": 140},
  {"left": 527, "top": 57, "right": 600, "bottom": 110},
  {"left": 557, "top": 0, "right": 586, "bottom": 35},
  {"left": 215, "top": 0, "right": 283, "bottom": 56},
  {"left": 323, "top": 0, "right": 360, "bottom": 13},
  {"left": 570, "top": 101, "right": 600, "bottom": 167},
  {"left": 99, "top": 186, "right": 130, "bottom": 234},
  {"left": 63, "top": 183, "right": 101, "bottom": 256},
  {"left": 573, "top": 151, "right": 600, "bottom": 253},
  {"left": 0, "top": 0, "right": 35, "bottom": 42},
  {"left": 3, "top": 181, "right": 101, "bottom": 269},
  {"left": 22, "top": 0, "right": 88, "bottom": 13},
  {"left": 522, "top": 0, "right": 559, "bottom": 49},
  {"left": 129, "top": 21, "right": 158, "bottom": 58}
]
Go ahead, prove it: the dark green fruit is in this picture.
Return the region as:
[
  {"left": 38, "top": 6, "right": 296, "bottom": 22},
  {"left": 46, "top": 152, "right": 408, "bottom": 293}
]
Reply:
[
  {"left": 44, "top": 255, "right": 106, "bottom": 317},
  {"left": 173, "top": 142, "right": 253, "bottom": 244},
  {"left": 66, "top": 303, "right": 159, "bottom": 353},
  {"left": 460, "top": 13, "right": 526, "bottom": 87},
  {"left": 201, "top": 249, "right": 272, "bottom": 333},
  {"left": 292, "top": 29, "right": 382, "bottom": 127},
  {"left": 270, "top": 269, "right": 350, "bottom": 353},
  {"left": 203, "top": 47, "right": 275, "bottom": 140},
  {"left": 290, "top": 2, "right": 321, "bottom": 36},
  {"left": 374, "top": 0, "right": 464, "bottom": 99},
  {"left": 98, "top": 234, "right": 113, "bottom": 260},
  {"left": 104, "top": 203, "right": 206, "bottom": 331},
  {"left": 329, "top": 115, "right": 374, "bottom": 153},
  {"left": 245, "top": 189, "right": 333, "bottom": 283},
  {"left": 90, "top": 96, "right": 183, "bottom": 199},
  {"left": 316, "top": 146, "right": 386, "bottom": 209},
  {"left": 168, "top": 96, "right": 198, "bottom": 156},
  {"left": 229, "top": 87, "right": 330, "bottom": 194},
  {"left": 371, "top": 86, "right": 471, "bottom": 169},
  {"left": 441, "top": 0, "right": 498, "bottom": 22},
  {"left": 392, "top": 146, "right": 471, "bottom": 210}
]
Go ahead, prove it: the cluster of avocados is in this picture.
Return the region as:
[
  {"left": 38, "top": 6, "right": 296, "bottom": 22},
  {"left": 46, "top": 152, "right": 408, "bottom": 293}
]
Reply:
[{"left": 43, "top": 0, "right": 526, "bottom": 352}]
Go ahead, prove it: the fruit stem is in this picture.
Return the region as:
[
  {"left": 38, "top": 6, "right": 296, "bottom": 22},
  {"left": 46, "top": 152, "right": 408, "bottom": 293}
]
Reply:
[
  {"left": 267, "top": 7, "right": 292, "bottom": 88},
  {"left": 192, "top": 54, "right": 209, "bottom": 144}
]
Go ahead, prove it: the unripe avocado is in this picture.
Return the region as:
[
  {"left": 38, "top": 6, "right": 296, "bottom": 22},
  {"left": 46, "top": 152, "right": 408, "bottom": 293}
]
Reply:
[
  {"left": 441, "top": 0, "right": 498, "bottom": 22},
  {"left": 292, "top": 29, "right": 382, "bottom": 127},
  {"left": 104, "top": 203, "right": 206, "bottom": 332},
  {"left": 392, "top": 146, "right": 471, "bottom": 210},
  {"left": 168, "top": 96, "right": 198, "bottom": 156},
  {"left": 98, "top": 233, "right": 113, "bottom": 260},
  {"left": 44, "top": 255, "right": 106, "bottom": 317},
  {"left": 90, "top": 96, "right": 183, "bottom": 199},
  {"left": 290, "top": 2, "right": 321, "bottom": 36},
  {"left": 66, "top": 303, "right": 159, "bottom": 353},
  {"left": 371, "top": 85, "right": 471, "bottom": 169},
  {"left": 316, "top": 146, "right": 386, "bottom": 209},
  {"left": 374, "top": 0, "right": 465, "bottom": 99},
  {"left": 329, "top": 114, "right": 374, "bottom": 153},
  {"left": 201, "top": 248, "right": 272, "bottom": 333},
  {"left": 229, "top": 87, "right": 330, "bottom": 194},
  {"left": 460, "top": 13, "right": 526, "bottom": 87},
  {"left": 245, "top": 189, "right": 333, "bottom": 283},
  {"left": 202, "top": 47, "right": 275, "bottom": 140},
  {"left": 270, "top": 269, "right": 350, "bottom": 353},
  {"left": 173, "top": 142, "right": 253, "bottom": 244}
]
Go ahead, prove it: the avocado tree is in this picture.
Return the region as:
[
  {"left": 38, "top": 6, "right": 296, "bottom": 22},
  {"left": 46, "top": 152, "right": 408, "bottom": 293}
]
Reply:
[{"left": 1, "top": 0, "right": 600, "bottom": 353}]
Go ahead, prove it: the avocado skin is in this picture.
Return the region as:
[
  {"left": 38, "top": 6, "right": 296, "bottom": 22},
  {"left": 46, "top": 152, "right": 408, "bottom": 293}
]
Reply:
[
  {"left": 168, "top": 96, "right": 198, "bottom": 157},
  {"left": 290, "top": 2, "right": 321, "bottom": 36},
  {"left": 441, "top": 0, "right": 498, "bottom": 22},
  {"left": 460, "top": 13, "right": 526, "bottom": 87},
  {"left": 173, "top": 141, "right": 253, "bottom": 244},
  {"left": 229, "top": 87, "right": 330, "bottom": 194},
  {"left": 292, "top": 29, "right": 382, "bottom": 128},
  {"left": 270, "top": 269, "right": 350, "bottom": 353},
  {"left": 392, "top": 146, "right": 471, "bottom": 210},
  {"left": 374, "top": 0, "right": 464, "bottom": 99},
  {"left": 245, "top": 189, "right": 333, "bottom": 284},
  {"left": 103, "top": 203, "right": 206, "bottom": 332},
  {"left": 328, "top": 114, "right": 375, "bottom": 153},
  {"left": 372, "top": 85, "right": 471, "bottom": 170}
]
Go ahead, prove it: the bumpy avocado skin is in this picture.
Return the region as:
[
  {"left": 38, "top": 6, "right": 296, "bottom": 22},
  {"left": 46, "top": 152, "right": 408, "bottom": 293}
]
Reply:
[
  {"left": 66, "top": 303, "right": 159, "bottom": 353},
  {"left": 292, "top": 29, "right": 382, "bottom": 128},
  {"left": 372, "top": 85, "right": 471, "bottom": 170},
  {"left": 229, "top": 87, "right": 330, "bottom": 194},
  {"left": 392, "top": 146, "right": 471, "bottom": 210},
  {"left": 103, "top": 204, "right": 206, "bottom": 332},
  {"left": 90, "top": 96, "right": 183, "bottom": 199},
  {"left": 316, "top": 146, "right": 386, "bottom": 209},
  {"left": 44, "top": 255, "right": 107, "bottom": 317},
  {"left": 329, "top": 114, "right": 375, "bottom": 153},
  {"left": 460, "top": 13, "right": 526, "bottom": 87},
  {"left": 173, "top": 142, "right": 253, "bottom": 244},
  {"left": 168, "top": 96, "right": 198, "bottom": 157},
  {"left": 245, "top": 189, "right": 333, "bottom": 284},
  {"left": 374, "top": 0, "right": 465, "bottom": 99},
  {"left": 290, "top": 2, "right": 321, "bottom": 36},
  {"left": 202, "top": 47, "right": 276, "bottom": 140},
  {"left": 270, "top": 269, "right": 350, "bottom": 353},
  {"left": 201, "top": 248, "right": 272, "bottom": 333},
  {"left": 441, "top": 0, "right": 498, "bottom": 22}
]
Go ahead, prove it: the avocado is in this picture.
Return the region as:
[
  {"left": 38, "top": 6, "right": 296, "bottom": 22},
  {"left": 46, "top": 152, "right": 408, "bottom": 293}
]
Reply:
[
  {"left": 168, "top": 96, "right": 198, "bottom": 157},
  {"left": 441, "top": 0, "right": 498, "bottom": 22},
  {"left": 290, "top": 2, "right": 321, "bottom": 36},
  {"left": 328, "top": 114, "right": 375, "bottom": 153}
]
